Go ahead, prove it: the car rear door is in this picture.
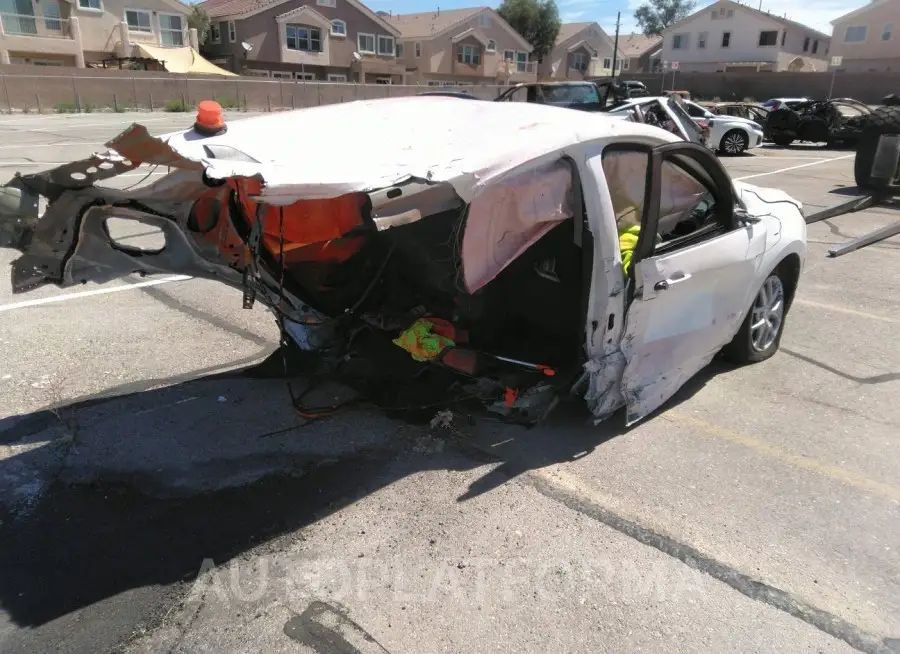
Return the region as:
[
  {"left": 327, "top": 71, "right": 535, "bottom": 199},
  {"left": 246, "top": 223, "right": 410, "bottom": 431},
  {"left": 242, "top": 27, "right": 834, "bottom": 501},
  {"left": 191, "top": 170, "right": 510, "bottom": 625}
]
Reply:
[{"left": 606, "top": 142, "right": 768, "bottom": 425}]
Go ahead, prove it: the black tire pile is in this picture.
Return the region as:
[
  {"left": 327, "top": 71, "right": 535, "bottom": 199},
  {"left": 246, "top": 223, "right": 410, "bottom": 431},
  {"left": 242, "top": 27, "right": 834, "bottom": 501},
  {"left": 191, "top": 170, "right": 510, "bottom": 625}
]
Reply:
[{"left": 854, "top": 102, "right": 900, "bottom": 189}]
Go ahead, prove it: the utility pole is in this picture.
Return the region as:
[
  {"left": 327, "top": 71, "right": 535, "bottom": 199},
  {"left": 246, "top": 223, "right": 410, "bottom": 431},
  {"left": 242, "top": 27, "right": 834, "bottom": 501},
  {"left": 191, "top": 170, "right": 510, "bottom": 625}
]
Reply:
[{"left": 611, "top": 12, "right": 621, "bottom": 82}]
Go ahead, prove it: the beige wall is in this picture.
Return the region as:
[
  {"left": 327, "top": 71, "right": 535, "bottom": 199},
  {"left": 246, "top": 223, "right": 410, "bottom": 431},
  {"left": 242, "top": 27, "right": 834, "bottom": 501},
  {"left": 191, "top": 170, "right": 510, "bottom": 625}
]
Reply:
[
  {"left": 75, "top": 0, "right": 189, "bottom": 55},
  {"left": 399, "top": 9, "right": 533, "bottom": 84},
  {"left": 830, "top": 0, "right": 899, "bottom": 72},
  {"left": 540, "top": 24, "right": 618, "bottom": 80}
]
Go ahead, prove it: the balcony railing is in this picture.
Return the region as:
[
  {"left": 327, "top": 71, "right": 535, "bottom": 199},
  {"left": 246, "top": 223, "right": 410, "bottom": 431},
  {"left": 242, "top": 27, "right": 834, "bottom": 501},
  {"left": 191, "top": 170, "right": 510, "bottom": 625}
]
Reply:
[{"left": 0, "top": 12, "right": 71, "bottom": 38}]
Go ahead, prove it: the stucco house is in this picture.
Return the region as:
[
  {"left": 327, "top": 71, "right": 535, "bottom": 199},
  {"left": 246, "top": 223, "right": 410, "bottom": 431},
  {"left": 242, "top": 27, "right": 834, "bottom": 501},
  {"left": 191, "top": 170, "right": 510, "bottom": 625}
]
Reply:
[
  {"left": 538, "top": 21, "right": 622, "bottom": 80},
  {"left": 617, "top": 33, "right": 662, "bottom": 73},
  {"left": 0, "top": 0, "right": 190, "bottom": 67},
  {"left": 829, "top": 0, "right": 898, "bottom": 72},
  {"left": 384, "top": 6, "right": 535, "bottom": 86},
  {"left": 658, "top": 0, "right": 831, "bottom": 72}
]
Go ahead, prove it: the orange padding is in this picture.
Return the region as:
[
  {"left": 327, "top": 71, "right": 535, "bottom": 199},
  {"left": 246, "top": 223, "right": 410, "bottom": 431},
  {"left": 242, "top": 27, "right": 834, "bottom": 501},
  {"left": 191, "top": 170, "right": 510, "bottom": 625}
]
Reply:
[{"left": 229, "top": 178, "right": 367, "bottom": 261}]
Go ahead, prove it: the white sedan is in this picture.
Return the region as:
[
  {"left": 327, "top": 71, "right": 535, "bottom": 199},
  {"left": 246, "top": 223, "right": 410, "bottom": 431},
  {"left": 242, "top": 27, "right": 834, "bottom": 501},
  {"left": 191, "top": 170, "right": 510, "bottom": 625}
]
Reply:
[{"left": 0, "top": 97, "right": 807, "bottom": 426}]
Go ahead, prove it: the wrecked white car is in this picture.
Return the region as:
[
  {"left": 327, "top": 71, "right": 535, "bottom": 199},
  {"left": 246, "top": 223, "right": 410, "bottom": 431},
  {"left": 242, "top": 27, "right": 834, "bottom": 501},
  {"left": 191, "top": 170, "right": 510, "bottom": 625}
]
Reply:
[{"left": 0, "top": 97, "right": 807, "bottom": 425}]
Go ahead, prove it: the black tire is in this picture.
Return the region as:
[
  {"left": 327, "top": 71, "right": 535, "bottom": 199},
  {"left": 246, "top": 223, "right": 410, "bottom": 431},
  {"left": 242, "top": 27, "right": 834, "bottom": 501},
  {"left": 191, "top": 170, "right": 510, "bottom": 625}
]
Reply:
[
  {"left": 722, "top": 268, "right": 790, "bottom": 364},
  {"left": 766, "top": 107, "right": 799, "bottom": 132},
  {"left": 854, "top": 105, "right": 900, "bottom": 189},
  {"left": 772, "top": 133, "right": 795, "bottom": 146},
  {"left": 718, "top": 128, "right": 748, "bottom": 156}
]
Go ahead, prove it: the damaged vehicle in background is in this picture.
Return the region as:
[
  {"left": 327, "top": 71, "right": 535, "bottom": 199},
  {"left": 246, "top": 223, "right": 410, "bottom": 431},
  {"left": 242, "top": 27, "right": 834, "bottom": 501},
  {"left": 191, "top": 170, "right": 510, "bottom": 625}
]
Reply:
[{"left": 0, "top": 97, "right": 807, "bottom": 426}]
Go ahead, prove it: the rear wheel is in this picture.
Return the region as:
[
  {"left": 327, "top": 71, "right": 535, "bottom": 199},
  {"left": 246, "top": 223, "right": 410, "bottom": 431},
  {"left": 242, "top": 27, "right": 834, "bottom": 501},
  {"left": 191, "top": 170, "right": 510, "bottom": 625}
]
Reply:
[
  {"left": 722, "top": 270, "right": 787, "bottom": 364},
  {"left": 772, "top": 133, "right": 795, "bottom": 147},
  {"left": 719, "top": 129, "right": 748, "bottom": 156},
  {"left": 854, "top": 105, "right": 900, "bottom": 189}
]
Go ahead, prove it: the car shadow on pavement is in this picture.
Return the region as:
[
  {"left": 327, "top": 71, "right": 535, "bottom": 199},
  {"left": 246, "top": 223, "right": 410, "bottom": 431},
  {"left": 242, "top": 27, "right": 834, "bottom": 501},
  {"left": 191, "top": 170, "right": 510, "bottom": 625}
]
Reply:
[{"left": 0, "top": 355, "right": 726, "bottom": 641}]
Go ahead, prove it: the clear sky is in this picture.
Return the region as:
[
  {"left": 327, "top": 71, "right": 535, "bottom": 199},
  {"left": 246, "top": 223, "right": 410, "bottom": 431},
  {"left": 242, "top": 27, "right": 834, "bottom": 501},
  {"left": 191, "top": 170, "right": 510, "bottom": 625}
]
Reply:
[{"left": 361, "top": 0, "right": 865, "bottom": 36}]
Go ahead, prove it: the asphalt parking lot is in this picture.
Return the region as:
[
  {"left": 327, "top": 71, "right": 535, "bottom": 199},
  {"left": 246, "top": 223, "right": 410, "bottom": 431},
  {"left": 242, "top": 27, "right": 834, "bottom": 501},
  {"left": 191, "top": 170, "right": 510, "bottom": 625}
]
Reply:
[{"left": 0, "top": 112, "right": 898, "bottom": 654}]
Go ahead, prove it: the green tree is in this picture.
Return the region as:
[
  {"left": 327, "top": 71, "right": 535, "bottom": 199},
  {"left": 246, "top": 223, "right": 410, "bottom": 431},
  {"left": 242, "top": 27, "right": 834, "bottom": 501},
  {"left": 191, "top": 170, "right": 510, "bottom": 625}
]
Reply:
[
  {"left": 497, "top": 0, "right": 561, "bottom": 63},
  {"left": 633, "top": 0, "right": 696, "bottom": 36},
  {"left": 188, "top": 5, "right": 211, "bottom": 46}
]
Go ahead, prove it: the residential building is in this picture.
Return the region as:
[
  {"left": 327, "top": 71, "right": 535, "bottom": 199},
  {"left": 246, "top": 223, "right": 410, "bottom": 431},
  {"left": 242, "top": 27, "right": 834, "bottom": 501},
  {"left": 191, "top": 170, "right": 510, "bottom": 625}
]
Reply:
[
  {"left": 0, "top": 0, "right": 190, "bottom": 67},
  {"left": 539, "top": 21, "right": 622, "bottom": 80},
  {"left": 829, "top": 0, "right": 899, "bottom": 72},
  {"left": 384, "top": 7, "right": 534, "bottom": 86},
  {"left": 199, "top": 0, "right": 404, "bottom": 82},
  {"left": 658, "top": 0, "right": 831, "bottom": 72},
  {"left": 617, "top": 32, "right": 662, "bottom": 73}
]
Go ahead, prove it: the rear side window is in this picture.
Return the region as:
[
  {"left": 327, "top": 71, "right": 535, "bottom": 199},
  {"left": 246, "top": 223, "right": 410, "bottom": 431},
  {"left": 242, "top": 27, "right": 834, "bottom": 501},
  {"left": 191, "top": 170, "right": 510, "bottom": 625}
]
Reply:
[{"left": 542, "top": 84, "right": 600, "bottom": 105}]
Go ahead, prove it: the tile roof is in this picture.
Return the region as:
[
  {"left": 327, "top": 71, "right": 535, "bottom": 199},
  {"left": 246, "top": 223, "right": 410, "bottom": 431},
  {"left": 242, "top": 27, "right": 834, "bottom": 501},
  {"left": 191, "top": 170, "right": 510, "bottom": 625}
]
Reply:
[
  {"left": 384, "top": 7, "right": 485, "bottom": 39},
  {"left": 555, "top": 21, "right": 594, "bottom": 45},
  {"left": 617, "top": 32, "right": 662, "bottom": 57}
]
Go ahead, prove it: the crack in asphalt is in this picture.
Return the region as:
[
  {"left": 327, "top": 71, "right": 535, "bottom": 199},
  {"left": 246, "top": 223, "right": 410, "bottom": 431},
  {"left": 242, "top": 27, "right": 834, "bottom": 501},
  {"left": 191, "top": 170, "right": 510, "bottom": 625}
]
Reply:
[{"left": 522, "top": 471, "right": 900, "bottom": 654}]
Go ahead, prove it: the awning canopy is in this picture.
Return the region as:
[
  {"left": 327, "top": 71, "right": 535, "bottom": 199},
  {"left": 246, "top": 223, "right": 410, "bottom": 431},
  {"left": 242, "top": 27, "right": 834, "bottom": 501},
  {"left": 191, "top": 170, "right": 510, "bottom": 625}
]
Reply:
[{"left": 134, "top": 43, "right": 237, "bottom": 76}]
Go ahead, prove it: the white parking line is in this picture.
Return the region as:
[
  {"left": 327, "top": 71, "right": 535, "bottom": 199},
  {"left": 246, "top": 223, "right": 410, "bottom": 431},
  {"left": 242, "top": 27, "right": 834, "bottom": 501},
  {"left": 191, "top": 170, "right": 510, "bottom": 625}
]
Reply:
[
  {"left": 0, "top": 275, "right": 191, "bottom": 313},
  {"left": 734, "top": 154, "right": 854, "bottom": 181}
]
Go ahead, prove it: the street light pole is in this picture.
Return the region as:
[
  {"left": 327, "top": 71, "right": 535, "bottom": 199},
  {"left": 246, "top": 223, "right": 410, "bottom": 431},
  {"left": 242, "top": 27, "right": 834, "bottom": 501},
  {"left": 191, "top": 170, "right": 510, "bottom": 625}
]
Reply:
[{"left": 611, "top": 12, "right": 621, "bottom": 82}]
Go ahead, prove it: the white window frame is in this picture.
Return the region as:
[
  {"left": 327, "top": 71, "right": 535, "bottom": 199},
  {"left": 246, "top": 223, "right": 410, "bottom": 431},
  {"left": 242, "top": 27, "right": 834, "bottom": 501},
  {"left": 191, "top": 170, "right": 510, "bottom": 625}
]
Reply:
[
  {"left": 672, "top": 33, "right": 687, "bottom": 50},
  {"left": 78, "top": 0, "right": 102, "bottom": 11},
  {"left": 415, "top": 42, "right": 421, "bottom": 57},
  {"left": 316, "top": 0, "right": 336, "bottom": 6},
  {"left": 159, "top": 12, "right": 185, "bottom": 47},
  {"left": 515, "top": 50, "right": 527, "bottom": 72},
  {"left": 272, "top": 71, "right": 292, "bottom": 79},
  {"left": 358, "top": 32, "right": 375, "bottom": 54},
  {"left": 843, "top": 25, "right": 867, "bottom": 43},
  {"left": 286, "top": 25, "right": 322, "bottom": 52},
  {"left": 882, "top": 23, "right": 893, "bottom": 41},
  {"left": 377, "top": 34, "right": 395, "bottom": 56},
  {"left": 602, "top": 57, "right": 611, "bottom": 69},
  {"left": 327, "top": 73, "right": 347, "bottom": 82},
  {"left": 486, "top": 39, "right": 496, "bottom": 52},
  {"left": 458, "top": 44, "right": 480, "bottom": 65},
  {"left": 571, "top": 52, "right": 586, "bottom": 70},
  {"left": 296, "top": 72, "right": 316, "bottom": 80},
  {"left": 697, "top": 31, "right": 707, "bottom": 49},
  {"left": 125, "top": 8, "right": 152, "bottom": 33},
  {"left": 395, "top": 42, "right": 403, "bottom": 57},
  {"left": 330, "top": 19, "right": 346, "bottom": 37},
  {"left": 623, "top": 58, "right": 629, "bottom": 70},
  {"left": 503, "top": 49, "right": 514, "bottom": 61},
  {"left": 228, "top": 20, "right": 236, "bottom": 43}
]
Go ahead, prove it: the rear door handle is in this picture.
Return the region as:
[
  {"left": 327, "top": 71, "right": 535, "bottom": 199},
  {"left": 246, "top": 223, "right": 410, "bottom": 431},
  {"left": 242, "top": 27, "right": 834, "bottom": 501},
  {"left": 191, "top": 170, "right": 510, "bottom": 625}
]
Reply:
[{"left": 654, "top": 272, "right": 692, "bottom": 291}]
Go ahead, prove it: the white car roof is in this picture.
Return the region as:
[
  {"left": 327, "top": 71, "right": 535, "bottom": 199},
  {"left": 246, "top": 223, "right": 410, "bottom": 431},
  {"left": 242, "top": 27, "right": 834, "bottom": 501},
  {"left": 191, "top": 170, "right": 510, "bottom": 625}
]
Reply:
[{"left": 111, "top": 96, "right": 679, "bottom": 204}]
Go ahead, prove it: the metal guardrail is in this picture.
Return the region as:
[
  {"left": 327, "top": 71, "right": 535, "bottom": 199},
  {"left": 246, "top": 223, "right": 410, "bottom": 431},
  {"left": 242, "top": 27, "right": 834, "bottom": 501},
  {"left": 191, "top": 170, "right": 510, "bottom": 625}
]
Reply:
[{"left": 0, "top": 12, "right": 71, "bottom": 39}]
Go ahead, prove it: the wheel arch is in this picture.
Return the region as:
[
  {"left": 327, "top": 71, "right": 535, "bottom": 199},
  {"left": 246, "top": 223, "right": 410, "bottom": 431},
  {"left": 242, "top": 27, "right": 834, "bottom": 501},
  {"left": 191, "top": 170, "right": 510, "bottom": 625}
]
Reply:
[{"left": 774, "top": 252, "right": 802, "bottom": 313}]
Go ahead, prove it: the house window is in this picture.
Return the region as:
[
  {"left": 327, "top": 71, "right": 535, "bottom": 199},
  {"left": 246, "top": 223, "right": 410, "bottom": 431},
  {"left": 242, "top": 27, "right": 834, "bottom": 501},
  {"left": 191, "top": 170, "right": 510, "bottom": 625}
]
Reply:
[
  {"left": 159, "top": 13, "right": 184, "bottom": 46},
  {"left": 395, "top": 42, "right": 403, "bottom": 56},
  {"left": 376, "top": 77, "right": 392, "bottom": 84},
  {"left": 377, "top": 35, "right": 394, "bottom": 55},
  {"left": 603, "top": 57, "right": 611, "bottom": 68},
  {"left": 330, "top": 19, "right": 346, "bottom": 36},
  {"left": 316, "top": 0, "right": 336, "bottom": 6},
  {"left": 623, "top": 58, "right": 629, "bottom": 70},
  {"left": 43, "top": 2, "right": 62, "bottom": 31},
  {"left": 803, "top": 36, "right": 810, "bottom": 51},
  {"left": 327, "top": 73, "right": 347, "bottom": 82},
  {"left": 358, "top": 33, "right": 375, "bottom": 53},
  {"left": 571, "top": 52, "right": 586, "bottom": 71},
  {"left": 515, "top": 51, "right": 527, "bottom": 71},
  {"left": 458, "top": 44, "right": 480, "bottom": 65},
  {"left": 812, "top": 39, "right": 818, "bottom": 53},
  {"left": 286, "top": 25, "right": 321, "bottom": 51},
  {"left": 698, "top": 31, "right": 707, "bottom": 48},
  {"left": 672, "top": 33, "right": 687, "bottom": 49},
  {"left": 208, "top": 22, "right": 221, "bottom": 43},
  {"left": 296, "top": 72, "right": 316, "bottom": 80},
  {"left": 721, "top": 31, "right": 731, "bottom": 47},
  {"left": 781, "top": 30, "right": 786, "bottom": 46},
  {"left": 503, "top": 49, "right": 514, "bottom": 61},
  {"left": 228, "top": 20, "right": 236, "bottom": 42},
  {"left": 844, "top": 25, "right": 867, "bottom": 42},
  {"left": 487, "top": 39, "right": 496, "bottom": 52},
  {"left": 272, "top": 71, "right": 292, "bottom": 79},
  {"left": 78, "top": 0, "right": 102, "bottom": 10},
  {"left": 125, "top": 9, "right": 152, "bottom": 33},
  {"left": 244, "top": 70, "right": 270, "bottom": 77},
  {"left": 758, "top": 30, "right": 778, "bottom": 46},
  {"left": 415, "top": 42, "right": 421, "bottom": 57},
  {"left": 882, "top": 23, "right": 893, "bottom": 41}
]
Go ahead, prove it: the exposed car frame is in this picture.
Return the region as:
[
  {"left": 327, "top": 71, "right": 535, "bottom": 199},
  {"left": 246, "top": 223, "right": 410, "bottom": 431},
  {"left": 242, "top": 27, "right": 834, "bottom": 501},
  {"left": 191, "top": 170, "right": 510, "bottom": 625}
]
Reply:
[{"left": 765, "top": 98, "right": 874, "bottom": 147}]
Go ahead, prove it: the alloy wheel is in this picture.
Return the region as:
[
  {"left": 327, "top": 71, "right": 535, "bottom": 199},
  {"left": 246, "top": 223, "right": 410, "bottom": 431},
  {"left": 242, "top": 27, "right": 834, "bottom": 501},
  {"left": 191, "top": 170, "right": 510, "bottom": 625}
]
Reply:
[{"left": 750, "top": 275, "right": 785, "bottom": 352}]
